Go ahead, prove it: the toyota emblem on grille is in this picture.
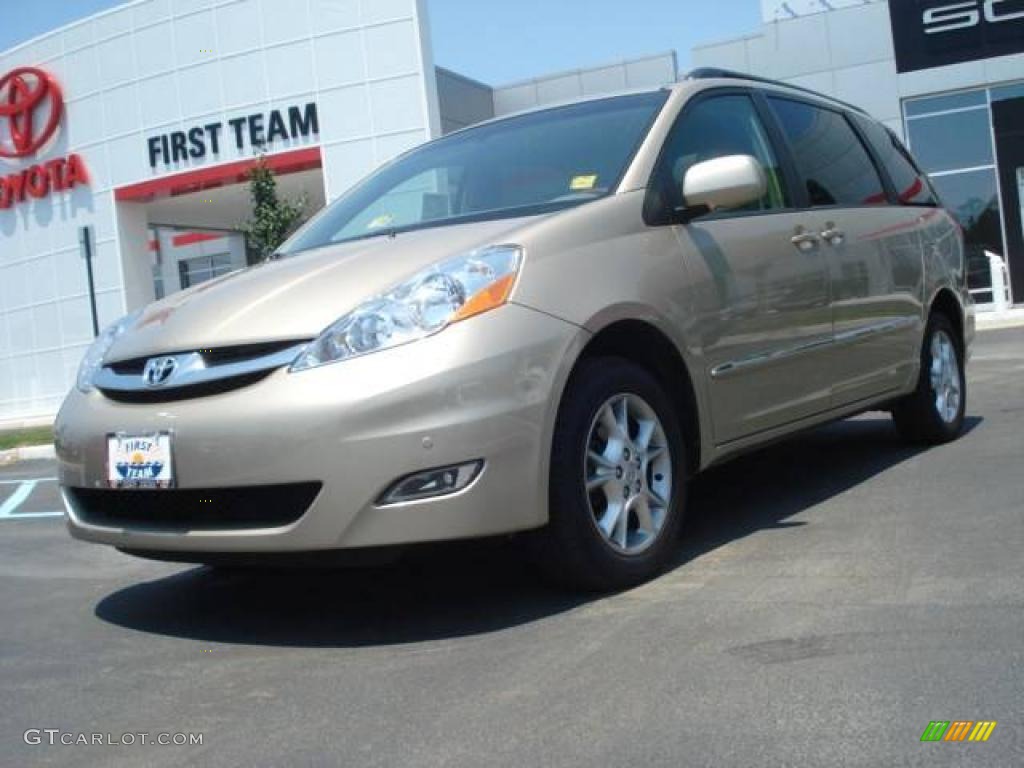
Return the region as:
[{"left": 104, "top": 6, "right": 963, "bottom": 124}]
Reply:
[{"left": 142, "top": 357, "right": 179, "bottom": 388}]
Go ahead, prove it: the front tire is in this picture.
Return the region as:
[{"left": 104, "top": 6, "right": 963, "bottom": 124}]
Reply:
[
  {"left": 892, "top": 313, "right": 966, "bottom": 444},
  {"left": 534, "top": 357, "right": 687, "bottom": 591}
]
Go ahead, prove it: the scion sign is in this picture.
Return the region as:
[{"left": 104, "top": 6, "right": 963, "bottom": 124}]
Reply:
[{"left": 890, "top": 0, "right": 1024, "bottom": 73}]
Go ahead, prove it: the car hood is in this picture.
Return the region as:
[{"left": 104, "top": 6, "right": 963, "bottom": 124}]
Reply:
[{"left": 106, "top": 217, "right": 538, "bottom": 363}]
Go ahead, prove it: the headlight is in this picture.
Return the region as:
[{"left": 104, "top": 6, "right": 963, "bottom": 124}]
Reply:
[
  {"left": 290, "top": 245, "right": 523, "bottom": 371},
  {"left": 75, "top": 310, "right": 142, "bottom": 393}
]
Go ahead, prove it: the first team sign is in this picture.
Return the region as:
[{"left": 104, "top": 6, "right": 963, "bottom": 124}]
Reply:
[{"left": 0, "top": 67, "right": 90, "bottom": 210}]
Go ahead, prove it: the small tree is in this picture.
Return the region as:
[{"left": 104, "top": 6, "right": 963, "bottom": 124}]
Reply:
[{"left": 242, "top": 154, "right": 306, "bottom": 262}]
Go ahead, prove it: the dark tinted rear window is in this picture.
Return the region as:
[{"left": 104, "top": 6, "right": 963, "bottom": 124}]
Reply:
[
  {"left": 768, "top": 97, "right": 886, "bottom": 208},
  {"left": 854, "top": 116, "right": 938, "bottom": 207}
]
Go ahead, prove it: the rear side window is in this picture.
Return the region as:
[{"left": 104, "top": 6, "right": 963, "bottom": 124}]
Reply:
[
  {"left": 854, "top": 116, "right": 939, "bottom": 207},
  {"left": 767, "top": 97, "right": 886, "bottom": 208}
]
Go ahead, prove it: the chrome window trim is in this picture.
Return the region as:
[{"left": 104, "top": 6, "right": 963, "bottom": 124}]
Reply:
[{"left": 94, "top": 343, "right": 309, "bottom": 394}]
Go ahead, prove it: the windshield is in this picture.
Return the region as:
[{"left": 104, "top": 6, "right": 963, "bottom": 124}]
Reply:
[{"left": 279, "top": 91, "right": 669, "bottom": 254}]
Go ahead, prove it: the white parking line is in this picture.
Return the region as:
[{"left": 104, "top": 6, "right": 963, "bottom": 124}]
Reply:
[
  {"left": 0, "top": 481, "right": 37, "bottom": 517},
  {"left": 0, "top": 479, "right": 64, "bottom": 520}
]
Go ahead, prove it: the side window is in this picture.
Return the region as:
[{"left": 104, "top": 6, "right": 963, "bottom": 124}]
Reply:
[
  {"left": 767, "top": 97, "right": 886, "bottom": 208},
  {"left": 655, "top": 94, "right": 789, "bottom": 215},
  {"left": 854, "top": 116, "right": 939, "bottom": 207}
]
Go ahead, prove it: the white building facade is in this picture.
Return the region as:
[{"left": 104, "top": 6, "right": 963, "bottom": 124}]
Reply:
[{"left": 0, "top": 0, "right": 674, "bottom": 425}]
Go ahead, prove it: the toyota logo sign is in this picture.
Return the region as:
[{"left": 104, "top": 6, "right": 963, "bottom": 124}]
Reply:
[
  {"left": 0, "top": 67, "right": 64, "bottom": 158},
  {"left": 0, "top": 66, "right": 90, "bottom": 211}
]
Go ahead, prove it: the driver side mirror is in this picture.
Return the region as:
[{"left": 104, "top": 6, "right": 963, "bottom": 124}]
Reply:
[{"left": 679, "top": 155, "right": 767, "bottom": 222}]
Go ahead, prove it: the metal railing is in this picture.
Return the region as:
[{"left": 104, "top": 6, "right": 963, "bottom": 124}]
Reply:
[{"left": 970, "top": 251, "right": 1013, "bottom": 312}]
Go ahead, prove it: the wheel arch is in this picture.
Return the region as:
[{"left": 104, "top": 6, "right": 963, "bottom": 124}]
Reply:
[
  {"left": 565, "top": 318, "right": 703, "bottom": 477},
  {"left": 928, "top": 287, "right": 965, "bottom": 348}
]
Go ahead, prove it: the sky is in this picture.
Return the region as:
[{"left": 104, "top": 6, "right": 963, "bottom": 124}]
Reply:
[{"left": 0, "top": 0, "right": 762, "bottom": 84}]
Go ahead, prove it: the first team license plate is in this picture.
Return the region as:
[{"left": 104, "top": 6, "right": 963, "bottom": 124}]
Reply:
[{"left": 107, "top": 432, "right": 175, "bottom": 489}]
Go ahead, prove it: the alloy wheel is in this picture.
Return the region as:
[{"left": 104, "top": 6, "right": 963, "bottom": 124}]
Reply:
[
  {"left": 930, "top": 330, "right": 961, "bottom": 424},
  {"left": 583, "top": 393, "right": 673, "bottom": 555}
]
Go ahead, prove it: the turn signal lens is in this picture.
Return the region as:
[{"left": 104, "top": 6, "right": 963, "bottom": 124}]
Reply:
[{"left": 452, "top": 273, "right": 517, "bottom": 323}]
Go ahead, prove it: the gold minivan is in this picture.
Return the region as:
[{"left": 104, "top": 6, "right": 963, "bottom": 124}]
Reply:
[{"left": 56, "top": 70, "right": 973, "bottom": 590}]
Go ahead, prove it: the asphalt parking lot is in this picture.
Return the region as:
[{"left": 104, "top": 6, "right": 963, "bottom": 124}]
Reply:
[{"left": 1, "top": 327, "right": 1022, "bottom": 767}]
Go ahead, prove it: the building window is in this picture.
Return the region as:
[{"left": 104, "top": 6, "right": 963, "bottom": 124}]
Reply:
[
  {"left": 903, "top": 83, "right": 1024, "bottom": 303},
  {"left": 904, "top": 89, "right": 986, "bottom": 118},
  {"left": 906, "top": 108, "right": 993, "bottom": 174},
  {"left": 178, "top": 253, "right": 235, "bottom": 290},
  {"left": 992, "top": 83, "right": 1024, "bottom": 104},
  {"left": 931, "top": 169, "right": 1003, "bottom": 303}
]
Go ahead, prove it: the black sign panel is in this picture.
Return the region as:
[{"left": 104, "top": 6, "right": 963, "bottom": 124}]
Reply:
[
  {"left": 889, "top": 0, "right": 1024, "bottom": 74},
  {"left": 993, "top": 97, "right": 1024, "bottom": 302}
]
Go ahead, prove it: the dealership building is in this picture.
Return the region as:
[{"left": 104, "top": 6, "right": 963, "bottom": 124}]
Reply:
[{"left": 0, "top": 0, "right": 1021, "bottom": 424}]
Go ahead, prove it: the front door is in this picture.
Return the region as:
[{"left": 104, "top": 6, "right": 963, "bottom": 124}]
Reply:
[
  {"left": 679, "top": 213, "right": 833, "bottom": 443},
  {"left": 655, "top": 91, "right": 832, "bottom": 444}
]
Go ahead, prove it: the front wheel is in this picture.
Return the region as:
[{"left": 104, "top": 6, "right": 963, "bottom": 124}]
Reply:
[
  {"left": 533, "top": 358, "right": 687, "bottom": 591},
  {"left": 891, "top": 313, "right": 966, "bottom": 444}
]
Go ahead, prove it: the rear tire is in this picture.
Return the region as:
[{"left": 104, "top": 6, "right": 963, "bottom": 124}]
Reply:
[
  {"left": 891, "top": 313, "right": 966, "bottom": 444},
  {"left": 533, "top": 357, "right": 687, "bottom": 591}
]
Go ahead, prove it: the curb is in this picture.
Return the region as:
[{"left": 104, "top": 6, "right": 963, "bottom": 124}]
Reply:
[
  {"left": 976, "top": 309, "right": 1024, "bottom": 332},
  {"left": 0, "top": 444, "right": 57, "bottom": 465},
  {"left": 977, "top": 318, "right": 1024, "bottom": 332}
]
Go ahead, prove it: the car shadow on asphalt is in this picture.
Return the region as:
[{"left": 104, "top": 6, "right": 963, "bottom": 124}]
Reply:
[
  {"left": 94, "top": 415, "right": 982, "bottom": 648},
  {"left": 677, "top": 415, "right": 980, "bottom": 563}
]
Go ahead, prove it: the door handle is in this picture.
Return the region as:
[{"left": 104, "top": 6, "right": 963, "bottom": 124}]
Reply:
[
  {"left": 791, "top": 230, "right": 819, "bottom": 252},
  {"left": 820, "top": 223, "right": 845, "bottom": 246}
]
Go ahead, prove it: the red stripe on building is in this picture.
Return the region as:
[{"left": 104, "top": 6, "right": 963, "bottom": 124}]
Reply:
[
  {"left": 115, "top": 147, "right": 322, "bottom": 202},
  {"left": 171, "top": 231, "right": 224, "bottom": 248}
]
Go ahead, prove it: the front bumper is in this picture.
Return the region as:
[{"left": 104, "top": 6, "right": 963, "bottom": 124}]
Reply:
[{"left": 56, "top": 304, "right": 582, "bottom": 554}]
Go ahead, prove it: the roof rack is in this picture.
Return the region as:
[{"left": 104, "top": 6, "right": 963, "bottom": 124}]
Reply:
[{"left": 685, "top": 67, "right": 869, "bottom": 116}]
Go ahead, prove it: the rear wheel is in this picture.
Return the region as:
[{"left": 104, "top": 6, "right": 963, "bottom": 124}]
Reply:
[
  {"left": 534, "top": 358, "right": 687, "bottom": 591},
  {"left": 891, "top": 313, "right": 966, "bottom": 444}
]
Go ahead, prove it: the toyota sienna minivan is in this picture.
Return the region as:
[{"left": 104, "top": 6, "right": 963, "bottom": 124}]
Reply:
[{"left": 56, "top": 70, "right": 973, "bottom": 590}]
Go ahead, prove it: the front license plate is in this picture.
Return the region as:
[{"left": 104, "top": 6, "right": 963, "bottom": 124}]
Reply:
[{"left": 107, "top": 432, "right": 175, "bottom": 488}]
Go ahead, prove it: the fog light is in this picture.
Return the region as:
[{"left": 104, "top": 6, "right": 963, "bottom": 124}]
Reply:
[{"left": 378, "top": 460, "right": 484, "bottom": 505}]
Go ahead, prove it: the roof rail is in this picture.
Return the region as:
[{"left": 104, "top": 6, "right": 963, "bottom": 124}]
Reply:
[{"left": 685, "top": 67, "right": 869, "bottom": 116}]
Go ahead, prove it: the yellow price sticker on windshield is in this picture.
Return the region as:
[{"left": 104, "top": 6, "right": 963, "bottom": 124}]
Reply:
[
  {"left": 570, "top": 174, "right": 599, "bottom": 191},
  {"left": 367, "top": 213, "right": 394, "bottom": 230}
]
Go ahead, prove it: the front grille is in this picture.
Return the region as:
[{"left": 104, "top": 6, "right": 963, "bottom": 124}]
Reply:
[
  {"left": 96, "top": 340, "right": 310, "bottom": 403},
  {"left": 108, "top": 341, "right": 302, "bottom": 375},
  {"left": 100, "top": 370, "right": 273, "bottom": 403},
  {"left": 68, "top": 483, "right": 322, "bottom": 531}
]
